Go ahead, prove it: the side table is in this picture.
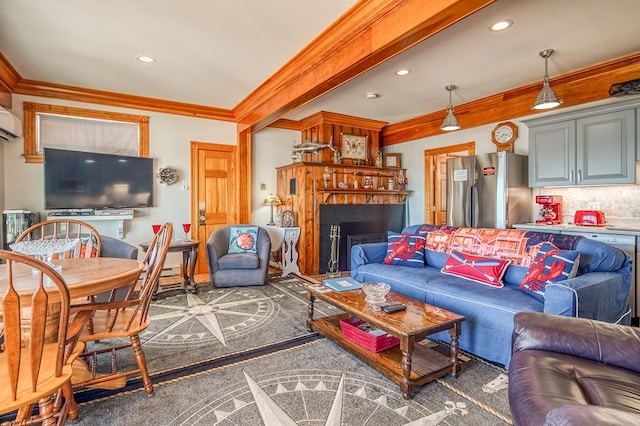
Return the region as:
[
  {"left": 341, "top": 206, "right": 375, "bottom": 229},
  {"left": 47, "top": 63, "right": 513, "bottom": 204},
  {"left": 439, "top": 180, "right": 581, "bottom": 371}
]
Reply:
[
  {"left": 265, "top": 226, "right": 301, "bottom": 277},
  {"left": 140, "top": 239, "right": 200, "bottom": 296}
]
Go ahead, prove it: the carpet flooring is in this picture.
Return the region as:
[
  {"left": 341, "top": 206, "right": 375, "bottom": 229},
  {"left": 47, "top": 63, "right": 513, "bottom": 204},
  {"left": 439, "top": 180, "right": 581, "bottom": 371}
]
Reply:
[{"left": 71, "top": 275, "right": 512, "bottom": 425}]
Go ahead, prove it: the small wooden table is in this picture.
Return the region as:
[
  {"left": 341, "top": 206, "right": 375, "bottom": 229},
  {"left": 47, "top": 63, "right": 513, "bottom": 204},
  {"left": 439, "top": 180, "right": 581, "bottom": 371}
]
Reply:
[
  {"left": 140, "top": 240, "right": 200, "bottom": 296},
  {"left": 306, "top": 283, "right": 465, "bottom": 400}
]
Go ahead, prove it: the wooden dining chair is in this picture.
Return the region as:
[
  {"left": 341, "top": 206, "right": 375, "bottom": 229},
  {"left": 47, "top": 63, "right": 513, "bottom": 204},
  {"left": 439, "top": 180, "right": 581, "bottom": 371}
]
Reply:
[
  {"left": 71, "top": 222, "right": 172, "bottom": 396},
  {"left": 16, "top": 218, "right": 102, "bottom": 260},
  {"left": 0, "top": 250, "right": 92, "bottom": 425}
]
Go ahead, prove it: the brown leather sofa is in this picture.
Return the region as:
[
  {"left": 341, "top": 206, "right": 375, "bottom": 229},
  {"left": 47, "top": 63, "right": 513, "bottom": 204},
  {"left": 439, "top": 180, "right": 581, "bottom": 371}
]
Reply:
[{"left": 509, "top": 312, "right": 640, "bottom": 426}]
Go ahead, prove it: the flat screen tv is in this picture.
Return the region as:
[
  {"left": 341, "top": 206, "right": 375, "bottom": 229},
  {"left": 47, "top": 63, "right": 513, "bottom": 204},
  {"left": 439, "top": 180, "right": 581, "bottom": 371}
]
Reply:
[{"left": 44, "top": 148, "right": 154, "bottom": 210}]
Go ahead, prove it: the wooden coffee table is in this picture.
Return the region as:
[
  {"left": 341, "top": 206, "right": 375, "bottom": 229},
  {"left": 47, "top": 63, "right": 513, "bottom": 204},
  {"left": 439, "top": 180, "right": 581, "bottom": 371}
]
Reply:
[{"left": 306, "top": 283, "right": 465, "bottom": 399}]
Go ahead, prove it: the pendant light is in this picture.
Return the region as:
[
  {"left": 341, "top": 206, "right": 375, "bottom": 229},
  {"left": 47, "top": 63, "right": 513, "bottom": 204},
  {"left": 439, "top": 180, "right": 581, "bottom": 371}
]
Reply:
[
  {"left": 532, "top": 49, "right": 563, "bottom": 110},
  {"left": 440, "top": 84, "right": 461, "bottom": 131}
]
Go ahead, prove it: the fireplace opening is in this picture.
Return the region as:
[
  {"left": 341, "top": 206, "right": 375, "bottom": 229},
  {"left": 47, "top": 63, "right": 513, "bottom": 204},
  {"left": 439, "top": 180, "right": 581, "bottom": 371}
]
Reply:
[{"left": 319, "top": 204, "right": 405, "bottom": 273}]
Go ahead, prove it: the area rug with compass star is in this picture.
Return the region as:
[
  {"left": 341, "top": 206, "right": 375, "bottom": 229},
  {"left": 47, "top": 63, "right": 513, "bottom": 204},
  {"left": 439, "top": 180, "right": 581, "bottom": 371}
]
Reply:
[{"left": 72, "top": 275, "right": 512, "bottom": 425}]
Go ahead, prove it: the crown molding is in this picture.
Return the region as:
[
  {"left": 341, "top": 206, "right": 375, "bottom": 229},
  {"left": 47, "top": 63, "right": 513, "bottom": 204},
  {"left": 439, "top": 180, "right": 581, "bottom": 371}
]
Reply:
[{"left": 13, "top": 79, "right": 235, "bottom": 121}]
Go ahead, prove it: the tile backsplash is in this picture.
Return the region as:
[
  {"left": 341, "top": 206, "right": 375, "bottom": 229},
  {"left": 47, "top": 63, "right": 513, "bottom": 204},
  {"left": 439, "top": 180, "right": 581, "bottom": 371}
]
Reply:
[{"left": 538, "top": 184, "right": 640, "bottom": 226}]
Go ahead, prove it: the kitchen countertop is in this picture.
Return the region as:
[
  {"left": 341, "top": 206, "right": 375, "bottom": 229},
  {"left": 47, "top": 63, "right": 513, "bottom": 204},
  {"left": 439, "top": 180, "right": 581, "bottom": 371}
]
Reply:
[{"left": 513, "top": 223, "right": 640, "bottom": 237}]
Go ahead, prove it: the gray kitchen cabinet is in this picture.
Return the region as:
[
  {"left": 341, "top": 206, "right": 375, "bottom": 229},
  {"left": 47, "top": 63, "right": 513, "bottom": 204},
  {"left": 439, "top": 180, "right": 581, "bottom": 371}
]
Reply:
[
  {"left": 529, "top": 121, "right": 575, "bottom": 186},
  {"left": 526, "top": 100, "right": 638, "bottom": 187},
  {"left": 637, "top": 107, "right": 640, "bottom": 161}
]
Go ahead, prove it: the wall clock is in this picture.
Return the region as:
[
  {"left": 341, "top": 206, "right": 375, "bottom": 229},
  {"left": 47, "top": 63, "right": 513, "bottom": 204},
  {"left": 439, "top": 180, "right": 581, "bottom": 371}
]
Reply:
[
  {"left": 491, "top": 121, "right": 518, "bottom": 152},
  {"left": 157, "top": 166, "right": 178, "bottom": 185},
  {"left": 341, "top": 134, "right": 368, "bottom": 160}
]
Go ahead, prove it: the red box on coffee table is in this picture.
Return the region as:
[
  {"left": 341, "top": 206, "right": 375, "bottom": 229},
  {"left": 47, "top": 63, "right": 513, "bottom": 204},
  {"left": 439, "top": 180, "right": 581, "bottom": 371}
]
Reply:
[{"left": 339, "top": 317, "right": 400, "bottom": 352}]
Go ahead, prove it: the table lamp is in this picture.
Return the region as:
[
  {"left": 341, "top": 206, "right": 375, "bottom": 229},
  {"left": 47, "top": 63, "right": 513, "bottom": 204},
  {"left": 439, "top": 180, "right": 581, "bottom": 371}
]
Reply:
[{"left": 262, "top": 194, "right": 282, "bottom": 225}]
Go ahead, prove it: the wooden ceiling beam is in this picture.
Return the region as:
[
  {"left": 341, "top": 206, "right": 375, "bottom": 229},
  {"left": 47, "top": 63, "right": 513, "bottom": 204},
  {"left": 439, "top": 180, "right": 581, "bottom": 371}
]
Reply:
[
  {"left": 233, "top": 0, "right": 495, "bottom": 133},
  {"left": 0, "top": 52, "right": 19, "bottom": 108},
  {"left": 382, "top": 52, "right": 640, "bottom": 145}
]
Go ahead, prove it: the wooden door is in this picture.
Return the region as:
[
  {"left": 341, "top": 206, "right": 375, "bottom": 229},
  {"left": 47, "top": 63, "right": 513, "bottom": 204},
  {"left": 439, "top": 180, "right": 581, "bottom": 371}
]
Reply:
[
  {"left": 424, "top": 142, "right": 475, "bottom": 225},
  {"left": 434, "top": 154, "right": 449, "bottom": 225},
  {"left": 191, "top": 142, "right": 236, "bottom": 275}
]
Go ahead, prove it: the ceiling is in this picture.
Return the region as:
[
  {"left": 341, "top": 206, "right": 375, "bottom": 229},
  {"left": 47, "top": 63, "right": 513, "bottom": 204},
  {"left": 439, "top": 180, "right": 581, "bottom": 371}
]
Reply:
[{"left": 1, "top": 0, "right": 639, "bottom": 129}]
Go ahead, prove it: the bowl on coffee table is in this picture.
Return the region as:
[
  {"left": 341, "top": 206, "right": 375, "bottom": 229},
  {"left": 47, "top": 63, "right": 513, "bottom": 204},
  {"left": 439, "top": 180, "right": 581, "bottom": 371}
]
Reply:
[{"left": 361, "top": 282, "right": 391, "bottom": 304}]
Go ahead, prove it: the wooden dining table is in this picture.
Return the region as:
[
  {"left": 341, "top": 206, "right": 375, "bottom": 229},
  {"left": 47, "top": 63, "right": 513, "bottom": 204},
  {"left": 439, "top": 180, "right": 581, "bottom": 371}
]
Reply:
[
  {"left": 0, "top": 257, "right": 143, "bottom": 304},
  {"left": 1, "top": 256, "right": 144, "bottom": 393}
]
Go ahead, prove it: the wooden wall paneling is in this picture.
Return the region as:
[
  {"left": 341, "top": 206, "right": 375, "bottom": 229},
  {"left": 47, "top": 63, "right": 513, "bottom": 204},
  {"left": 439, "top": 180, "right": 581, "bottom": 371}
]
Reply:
[{"left": 277, "top": 161, "right": 410, "bottom": 274}]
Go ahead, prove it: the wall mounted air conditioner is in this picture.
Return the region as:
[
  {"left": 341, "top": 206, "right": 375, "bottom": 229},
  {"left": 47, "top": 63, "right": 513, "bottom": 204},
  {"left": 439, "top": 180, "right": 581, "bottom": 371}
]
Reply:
[{"left": 0, "top": 107, "right": 23, "bottom": 141}]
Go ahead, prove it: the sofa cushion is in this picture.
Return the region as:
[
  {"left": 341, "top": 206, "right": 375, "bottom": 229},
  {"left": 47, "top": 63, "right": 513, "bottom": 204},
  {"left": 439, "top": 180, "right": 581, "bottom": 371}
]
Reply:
[
  {"left": 228, "top": 226, "right": 259, "bottom": 254},
  {"left": 519, "top": 242, "right": 580, "bottom": 302},
  {"left": 384, "top": 232, "right": 426, "bottom": 268},
  {"left": 218, "top": 252, "right": 259, "bottom": 270},
  {"left": 441, "top": 249, "right": 510, "bottom": 287}
]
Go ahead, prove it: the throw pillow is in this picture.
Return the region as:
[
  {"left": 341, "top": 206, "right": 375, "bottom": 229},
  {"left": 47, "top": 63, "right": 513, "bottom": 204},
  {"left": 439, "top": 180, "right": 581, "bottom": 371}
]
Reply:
[
  {"left": 384, "top": 232, "right": 426, "bottom": 268},
  {"left": 519, "top": 242, "right": 580, "bottom": 302},
  {"left": 228, "top": 226, "right": 259, "bottom": 254},
  {"left": 441, "top": 249, "right": 511, "bottom": 287}
]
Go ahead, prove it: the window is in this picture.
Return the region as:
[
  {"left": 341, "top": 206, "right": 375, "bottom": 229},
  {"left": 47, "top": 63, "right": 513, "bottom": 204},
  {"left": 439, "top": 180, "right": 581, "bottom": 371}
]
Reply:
[{"left": 22, "top": 102, "right": 149, "bottom": 163}]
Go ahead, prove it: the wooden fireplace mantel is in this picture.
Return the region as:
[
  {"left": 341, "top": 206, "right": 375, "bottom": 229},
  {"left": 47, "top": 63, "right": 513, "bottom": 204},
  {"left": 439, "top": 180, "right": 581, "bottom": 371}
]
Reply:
[
  {"left": 276, "top": 161, "right": 409, "bottom": 274},
  {"left": 275, "top": 111, "right": 409, "bottom": 274}
]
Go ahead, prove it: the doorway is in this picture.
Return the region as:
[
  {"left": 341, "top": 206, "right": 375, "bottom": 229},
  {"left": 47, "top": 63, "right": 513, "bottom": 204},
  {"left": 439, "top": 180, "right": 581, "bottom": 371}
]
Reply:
[
  {"left": 190, "top": 142, "right": 236, "bottom": 276},
  {"left": 424, "top": 142, "right": 475, "bottom": 225}
]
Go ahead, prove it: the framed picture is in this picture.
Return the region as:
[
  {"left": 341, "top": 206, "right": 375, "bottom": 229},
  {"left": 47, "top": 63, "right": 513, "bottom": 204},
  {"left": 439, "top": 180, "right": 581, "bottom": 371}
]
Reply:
[
  {"left": 341, "top": 134, "right": 368, "bottom": 160},
  {"left": 384, "top": 153, "right": 401, "bottom": 168}
]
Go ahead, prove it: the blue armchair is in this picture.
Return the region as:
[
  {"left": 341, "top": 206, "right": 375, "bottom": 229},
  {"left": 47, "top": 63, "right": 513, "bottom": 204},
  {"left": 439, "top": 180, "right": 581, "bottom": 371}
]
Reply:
[{"left": 206, "top": 225, "right": 271, "bottom": 287}]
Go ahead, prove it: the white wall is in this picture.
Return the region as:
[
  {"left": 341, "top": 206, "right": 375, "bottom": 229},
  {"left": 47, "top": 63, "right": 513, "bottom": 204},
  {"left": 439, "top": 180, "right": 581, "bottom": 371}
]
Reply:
[
  {"left": 3, "top": 95, "right": 236, "bottom": 265},
  {"left": 251, "top": 127, "right": 298, "bottom": 225}
]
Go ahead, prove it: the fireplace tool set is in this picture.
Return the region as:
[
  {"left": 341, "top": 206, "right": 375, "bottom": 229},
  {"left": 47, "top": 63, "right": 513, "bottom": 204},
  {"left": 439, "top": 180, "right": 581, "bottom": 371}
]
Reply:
[{"left": 327, "top": 224, "right": 341, "bottom": 276}]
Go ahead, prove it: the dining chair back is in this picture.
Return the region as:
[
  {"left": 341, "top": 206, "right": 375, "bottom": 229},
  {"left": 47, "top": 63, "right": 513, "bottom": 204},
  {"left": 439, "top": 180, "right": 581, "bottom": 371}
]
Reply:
[
  {"left": 72, "top": 222, "right": 172, "bottom": 396},
  {"left": 16, "top": 219, "right": 102, "bottom": 259},
  {"left": 0, "top": 250, "right": 91, "bottom": 425}
]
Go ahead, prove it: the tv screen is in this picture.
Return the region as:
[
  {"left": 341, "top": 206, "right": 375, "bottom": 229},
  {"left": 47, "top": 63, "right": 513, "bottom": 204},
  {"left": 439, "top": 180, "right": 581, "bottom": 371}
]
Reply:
[{"left": 44, "top": 148, "right": 154, "bottom": 209}]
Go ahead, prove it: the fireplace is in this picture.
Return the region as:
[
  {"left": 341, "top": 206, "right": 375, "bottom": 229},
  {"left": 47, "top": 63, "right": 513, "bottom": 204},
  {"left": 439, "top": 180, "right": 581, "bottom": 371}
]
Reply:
[{"left": 319, "top": 204, "right": 405, "bottom": 273}]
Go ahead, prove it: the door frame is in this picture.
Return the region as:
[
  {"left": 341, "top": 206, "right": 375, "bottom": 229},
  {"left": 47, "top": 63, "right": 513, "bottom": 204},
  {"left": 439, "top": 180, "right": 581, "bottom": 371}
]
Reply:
[
  {"left": 190, "top": 141, "right": 238, "bottom": 276},
  {"left": 424, "top": 142, "right": 475, "bottom": 224}
]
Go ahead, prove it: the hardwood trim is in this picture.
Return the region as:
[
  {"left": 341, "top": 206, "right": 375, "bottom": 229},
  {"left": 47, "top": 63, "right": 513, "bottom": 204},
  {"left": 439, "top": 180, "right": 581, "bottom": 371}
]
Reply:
[
  {"left": 22, "top": 101, "right": 149, "bottom": 163},
  {"left": 300, "top": 111, "right": 387, "bottom": 131},
  {"left": 14, "top": 79, "right": 235, "bottom": 122},
  {"left": 423, "top": 142, "right": 474, "bottom": 224},
  {"left": 268, "top": 118, "right": 303, "bottom": 131},
  {"left": 0, "top": 52, "right": 19, "bottom": 100},
  {"left": 383, "top": 52, "right": 640, "bottom": 145},
  {"left": 237, "top": 128, "right": 252, "bottom": 224},
  {"left": 234, "top": 0, "right": 495, "bottom": 132}
]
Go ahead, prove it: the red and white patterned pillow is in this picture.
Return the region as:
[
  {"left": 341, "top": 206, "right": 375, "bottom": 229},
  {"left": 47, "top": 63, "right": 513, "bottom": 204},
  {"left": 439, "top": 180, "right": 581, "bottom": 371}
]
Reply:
[
  {"left": 441, "top": 249, "right": 511, "bottom": 287},
  {"left": 519, "top": 242, "right": 580, "bottom": 302},
  {"left": 384, "top": 232, "right": 426, "bottom": 268}
]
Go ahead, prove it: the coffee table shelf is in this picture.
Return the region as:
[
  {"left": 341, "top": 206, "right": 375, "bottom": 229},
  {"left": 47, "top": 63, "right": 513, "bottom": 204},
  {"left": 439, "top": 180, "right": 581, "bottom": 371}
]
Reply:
[{"left": 306, "top": 286, "right": 465, "bottom": 399}]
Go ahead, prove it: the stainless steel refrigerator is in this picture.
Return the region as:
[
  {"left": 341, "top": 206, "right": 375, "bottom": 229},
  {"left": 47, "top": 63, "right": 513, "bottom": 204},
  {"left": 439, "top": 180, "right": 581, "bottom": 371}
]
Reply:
[{"left": 446, "top": 152, "right": 531, "bottom": 228}]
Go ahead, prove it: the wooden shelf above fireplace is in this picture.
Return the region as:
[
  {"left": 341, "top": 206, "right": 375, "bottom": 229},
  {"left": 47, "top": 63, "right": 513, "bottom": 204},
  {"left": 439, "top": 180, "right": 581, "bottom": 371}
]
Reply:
[{"left": 316, "top": 189, "right": 411, "bottom": 204}]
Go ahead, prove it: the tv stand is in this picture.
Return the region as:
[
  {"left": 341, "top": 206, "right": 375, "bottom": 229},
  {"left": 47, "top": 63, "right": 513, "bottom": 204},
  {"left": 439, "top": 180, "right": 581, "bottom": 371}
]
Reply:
[{"left": 47, "top": 210, "right": 134, "bottom": 239}]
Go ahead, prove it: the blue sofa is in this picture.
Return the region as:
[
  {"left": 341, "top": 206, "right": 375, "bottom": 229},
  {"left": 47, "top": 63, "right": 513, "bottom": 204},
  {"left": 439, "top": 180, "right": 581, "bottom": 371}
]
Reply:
[{"left": 350, "top": 224, "right": 632, "bottom": 367}]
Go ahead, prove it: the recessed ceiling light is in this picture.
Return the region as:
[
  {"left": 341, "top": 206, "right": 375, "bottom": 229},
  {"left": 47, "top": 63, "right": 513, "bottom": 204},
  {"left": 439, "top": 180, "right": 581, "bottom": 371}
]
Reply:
[
  {"left": 366, "top": 92, "right": 379, "bottom": 99},
  {"left": 395, "top": 69, "right": 411, "bottom": 76},
  {"left": 490, "top": 20, "right": 513, "bottom": 31},
  {"left": 136, "top": 55, "right": 156, "bottom": 63}
]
